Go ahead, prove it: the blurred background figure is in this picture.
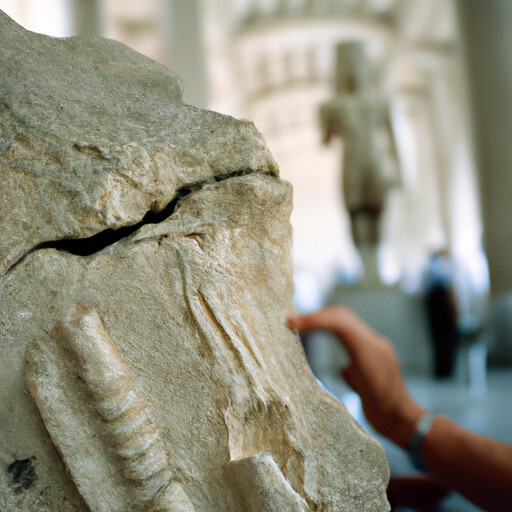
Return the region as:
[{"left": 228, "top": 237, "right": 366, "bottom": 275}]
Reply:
[
  {"left": 2, "top": 1, "right": 511, "bottom": 510},
  {"left": 423, "top": 250, "right": 459, "bottom": 378}
]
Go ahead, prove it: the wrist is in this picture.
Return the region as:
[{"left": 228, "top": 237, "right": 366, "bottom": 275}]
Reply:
[
  {"left": 407, "top": 410, "right": 437, "bottom": 471},
  {"left": 386, "top": 399, "right": 425, "bottom": 449}
]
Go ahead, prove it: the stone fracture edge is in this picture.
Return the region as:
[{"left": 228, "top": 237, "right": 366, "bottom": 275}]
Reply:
[{"left": 4, "top": 169, "right": 278, "bottom": 275}]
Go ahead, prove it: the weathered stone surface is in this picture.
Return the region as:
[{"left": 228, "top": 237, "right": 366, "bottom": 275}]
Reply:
[
  {"left": 0, "top": 10, "right": 277, "bottom": 277},
  {"left": 0, "top": 10, "right": 390, "bottom": 512}
]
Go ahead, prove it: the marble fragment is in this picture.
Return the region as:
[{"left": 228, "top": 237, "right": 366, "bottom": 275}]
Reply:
[{"left": 0, "top": 10, "right": 390, "bottom": 512}]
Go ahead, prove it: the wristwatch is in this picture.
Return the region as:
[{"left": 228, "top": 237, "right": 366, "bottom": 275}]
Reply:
[{"left": 407, "top": 410, "right": 437, "bottom": 471}]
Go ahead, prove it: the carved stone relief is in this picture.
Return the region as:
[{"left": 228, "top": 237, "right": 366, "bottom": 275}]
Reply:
[{"left": 0, "top": 11, "right": 389, "bottom": 511}]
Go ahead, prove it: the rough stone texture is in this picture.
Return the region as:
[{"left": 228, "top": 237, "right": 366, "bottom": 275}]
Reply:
[{"left": 0, "top": 10, "right": 390, "bottom": 512}]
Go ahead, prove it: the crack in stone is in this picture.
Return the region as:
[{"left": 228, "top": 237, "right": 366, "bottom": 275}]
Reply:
[
  {"left": 36, "top": 187, "right": 192, "bottom": 257},
  {"left": 5, "top": 168, "right": 276, "bottom": 274}
]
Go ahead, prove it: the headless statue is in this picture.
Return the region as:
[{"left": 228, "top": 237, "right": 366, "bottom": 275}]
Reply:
[{"left": 320, "top": 41, "right": 398, "bottom": 252}]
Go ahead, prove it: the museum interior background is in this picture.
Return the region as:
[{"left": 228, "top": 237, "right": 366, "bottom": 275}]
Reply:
[{"left": 2, "top": 1, "right": 511, "bottom": 508}]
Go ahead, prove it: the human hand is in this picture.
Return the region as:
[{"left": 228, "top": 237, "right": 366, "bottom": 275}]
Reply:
[{"left": 288, "top": 306, "right": 424, "bottom": 448}]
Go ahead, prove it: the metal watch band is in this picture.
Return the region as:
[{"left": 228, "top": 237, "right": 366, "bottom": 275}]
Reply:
[{"left": 407, "top": 410, "right": 437, "bottom": 471}]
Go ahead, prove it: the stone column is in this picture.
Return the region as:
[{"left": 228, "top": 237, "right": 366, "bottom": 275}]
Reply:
[
  {"left": 164, "top": 0, "right": 208, "bottom": 108},
  {"left": 71, "top": 0, "right": 102, "bottom": 35},
  {"left": 457, "top": 0, "right": 512, "bottom": 296}
]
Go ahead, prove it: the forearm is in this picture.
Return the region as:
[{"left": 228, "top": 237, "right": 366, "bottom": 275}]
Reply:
[{"left": 421, "top": 416, "right": 512, "bottom": 511}]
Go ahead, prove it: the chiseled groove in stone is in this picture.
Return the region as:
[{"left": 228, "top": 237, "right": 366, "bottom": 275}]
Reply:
[
  {"left": 196, "top": 291, "right": 247, "bottom": 374},
  {"left": 57, "top": 309, "right": 177, "bottom": 509},
  {"left": 97, "top": 389, "right": 141, "bottom": 421},
  {"left": 217, "top": 309, "right": 265, "bottom": 371}
]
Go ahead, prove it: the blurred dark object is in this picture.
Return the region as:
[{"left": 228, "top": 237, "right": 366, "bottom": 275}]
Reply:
[
  {"left": 387, "top": 475, "right": 451, "bottom": 510},
  {"left": 424, "top": 251, "right": 459, "bottom": 378}
]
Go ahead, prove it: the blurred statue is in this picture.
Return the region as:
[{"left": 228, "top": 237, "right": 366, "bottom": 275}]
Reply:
[{"left": 320, "top": 42, "right": 399, "bottom": 255}]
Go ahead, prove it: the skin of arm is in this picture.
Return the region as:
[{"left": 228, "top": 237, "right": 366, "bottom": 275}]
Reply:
[{"left": 288, "top": 306, "right": 512, "bottom": 512}]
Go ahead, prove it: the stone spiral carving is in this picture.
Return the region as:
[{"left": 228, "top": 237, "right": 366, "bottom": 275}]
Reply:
[{"left": 25, "top": 308, "right": 195, "bottom": 512}]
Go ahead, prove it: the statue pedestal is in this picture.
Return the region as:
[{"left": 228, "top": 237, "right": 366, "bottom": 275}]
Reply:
[{"left": 358, "top": 244, "right": 381, "bottom": 289}]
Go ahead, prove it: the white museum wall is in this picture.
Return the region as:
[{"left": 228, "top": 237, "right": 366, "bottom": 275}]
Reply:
[{"left": 0, "top": 0, "right": 72, "bottom": 36}]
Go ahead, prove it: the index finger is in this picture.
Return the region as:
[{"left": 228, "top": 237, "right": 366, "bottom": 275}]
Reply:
[{"left": 287, "top": 306, "right": 377, "bottom": 358}]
